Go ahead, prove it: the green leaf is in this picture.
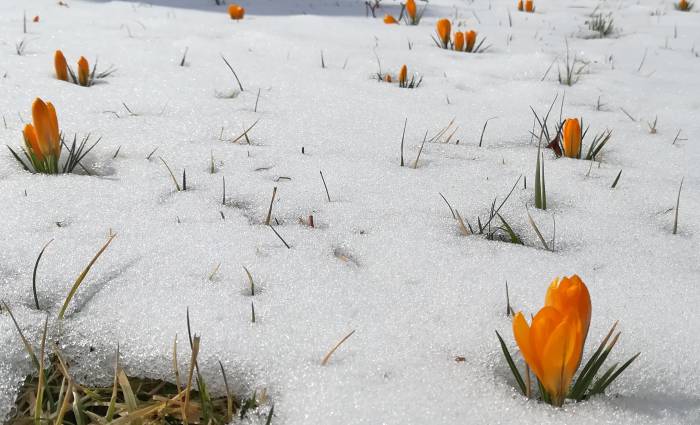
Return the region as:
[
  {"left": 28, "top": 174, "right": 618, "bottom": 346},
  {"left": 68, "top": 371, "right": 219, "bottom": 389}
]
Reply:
[
  {"left": 592, "top": 352, "right": 640, "bottom": 396},
  {"left": 495, "top": 331, "right": 527, "bottom": 395}
]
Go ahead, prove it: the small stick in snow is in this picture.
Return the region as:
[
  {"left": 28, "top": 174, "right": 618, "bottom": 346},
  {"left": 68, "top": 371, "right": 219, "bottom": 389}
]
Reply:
[
  {"left": 254, "top": 88, "right": 261, "bottom": 112},
  {"left": 265, "top": 187, "right": 277, "bottom": 225},
  {"left": 319, "top": 171, "right": 331, "bottom": 202},
  {"left": 268, "top": 225, "right": 290, "bottom": 249},
  {"left": 220, "top": 54, "right": 244, "bottom": 91},
  {"left": 400, "top": 118, "right": 407, "bottom": 167},
  {"left": 179, "top": 47, "right": 188, "bottom": 67},
  {"left": 321, "top": 330, "right": 356, "bottom": 366},
  {"left": 673, "top": 178, "right": 684, "bottom": 235},
  {"left": 412, "top": 130, "right": 428, "bottom": 169},
  {"left": 478, "top": 117, "right": 497, "bottom": 147}
]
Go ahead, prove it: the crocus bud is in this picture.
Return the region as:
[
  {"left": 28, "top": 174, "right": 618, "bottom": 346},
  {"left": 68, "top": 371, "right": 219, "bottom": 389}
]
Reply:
[
  {"left": 678, "top": 0, "right": 689, "bottom": 9},
  {"left": 77, "top": 56, "right": 89, "bottom": 87},
  {"left": 385, "top": 74, "right": 392, "bottom": 83},
  {"left": 228, "top": 4, "right": 245, "bottom": 20},
  {"left": 54, "top": 50, "right": 68, "bottom": 81},
  {"left": 517, "top": 0, "right": 524, "bottom": 11},
  {"left": 454, "top": 32, "right": 465, "bottom": 51},
  {"left": 33, "top": 16, "right": 40, "bottom": 22},
  {"left": 384, "top": 14, "right": 398, "bottom": 24},
  {"left": 406, "top": 0, "right": 417, "bottom": 20},
  {"left": 562, "top": 118, "right": 582, "bottom": 158},
  {"left": 30, "top": 98, "right": 60, "bottom": 159},
  {"left": 525, "top": 0, "right": 534, "bottom": 12},
  {"left": 399, "top": 65, "right": 407, "bottom": 86},
  {"left": 436, "top": 19, "right": 451, "bottom": 48},
  {"left": 465, "top": 31, "right": 477, "bottom": 52}
]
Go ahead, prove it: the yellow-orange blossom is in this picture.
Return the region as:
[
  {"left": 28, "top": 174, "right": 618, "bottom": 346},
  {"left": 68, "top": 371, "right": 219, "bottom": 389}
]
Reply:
[
  {"left": 436, "top": 19, "right": 451, "bottom": 47},
  {"left": 23, "top": 98, "right": 61, "bottom": 162},
  {"left": 512, "top": 275, "right": 591, "bottom": 406},
  {"left": 406, "top": 0, "right": 417, "bottom": 20},
  {"left": 562, "top": 118, "right": 582, "bottom": 158}
]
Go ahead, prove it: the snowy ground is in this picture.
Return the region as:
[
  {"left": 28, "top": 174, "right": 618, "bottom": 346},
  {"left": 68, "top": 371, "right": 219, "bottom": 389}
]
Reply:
[{"left": 1, "top": 0, "right": 699, "bottom": 423}]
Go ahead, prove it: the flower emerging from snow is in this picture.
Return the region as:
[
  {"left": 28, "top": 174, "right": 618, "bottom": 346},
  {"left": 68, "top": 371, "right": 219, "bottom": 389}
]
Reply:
[
  {"left": 562, "top": 118, "right": 582, "bottom": 158},
  {"left": 454, "top": 32, "right": 465, "bottom": 51},
  {"left": 436, "top": 19, "right": 451, "bottom": 49},
  {"left": 519, "top": 0, "right": 535, "bottom": 12},
  {"left": 54, "top": 50, "right": 68, "bottom": 81},
  {"left": 22, "top": 98, "right": 61, "bottom": 173},
  {"left": 228, "top": 4, "right": 245, "bottom": 20},
  {"left": 465, "top": 30, "right": 477, "bottom": 52},
  {"left": 78, "top": 56, "right": 90, "bottom": 87},
  {"left": 398, "top": 64, "right": 407, "bottom": 87},
  {"left": 512, "top": 275, "right": 590, "bottom": 406},
  {"left": 384, "top": 14, "right": 398, "bottom": 24}
]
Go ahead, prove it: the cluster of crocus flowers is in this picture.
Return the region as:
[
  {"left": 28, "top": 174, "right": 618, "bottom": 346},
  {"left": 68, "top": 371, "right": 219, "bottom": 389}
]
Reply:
[
  {"left": 54, "top": 50, "right": 92, "bottom": 87},
  {"left": 403, "top": 0, "right": 423, "bottom": 25},
  {"left": 20, "top": 98, "right": 61, "bottom": 173},
  {"left": 561, "top": 118, "right": 582, "bottom": 158},
  {"left": 517, "top": 0, "right": 535, "bottom": 12},
  {"left": 497, "top": 275, "right": 639, "bottom": 407},
  {"left": 228, "top": 4, "right": 245, "bottom": 20},
  {"left": 454, "top": 30, "right": 478, "bottom": 52},
  {"left": 379, "top": 64, "right": 421, "bottom": 89}
]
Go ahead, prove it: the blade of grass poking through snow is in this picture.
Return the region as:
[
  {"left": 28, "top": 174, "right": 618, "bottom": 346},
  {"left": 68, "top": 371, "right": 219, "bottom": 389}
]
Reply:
[
  {"left": 478, "top": 117, "right": 497, "bottom": 147},
  {"left": 230, "top": 119, "right": 259, "bottom": 144},
  {"left": 105, "top": 344, "right": 120, "bottom": 422},
  {"left": 495, "top": 331, "right": 526, "bottom": 395},
  {"left": 321, "top": 330, "right": 356, "bottom": 366},
  {"left": 117, "top": 369, "right": 139, "bottom": 424},
  {"left": 438, "top": 192, "right": 456, "bottom": 219},
  {"left": 265, "top": 186, "right": 277, "bottom": 225},
  {"left": 479, "top": 175, "right": 522, "bottom": 231},
  {"left": 497, "top": 213, "right": 523, "bottom": 245},
  {"left": 569, "top": 322, "right": 618, "bottom": 400},
  {"left": 32, "top": 239, "right": 53, "bottom": 310},
  {"left": 590, "top": 352, "right": 640, "bottom": 396},
  {"left": 455, "top": 210, "right": 471, "bottom": 236},
  {"left": 159, "top": 157, "right": 181, "bottom": 191},
  {"left": 400, "top": 118, "right": 407, "bottom": 166},
  {"left": 34, "top": 316, "right": 48, "bottom": 425},
  {"left": 269, "top": 225, "right": 291, "bottom": 249},
  {"left": 526, "top": 207, "right": 550, "bottom": 251},
  {"left": 673, "top": 177, "right": 683, "bottom": 234},
  {"left": 220, "top": 54, "right": 244, "bottom": 91},
  {"left": 219, "top": 361, "right": 233, "bottom": 422},
  {"left": 243, "top": 266, "right": 255, "bottom": 295},
  {"left": 172, "top": 335, "right": 182, "bottom": 393},
  {"left": 320, "top": 171, "right": 331, "bottom": 202},
  {"left": 412, "top": 130, "right": 428, "bottom": 169},
  {"left": 58, "top": 233, "right": 116, "bottom": 320},
  {"left": 2, "top": 301, "right": 40, "bottom": 369},
  {"left": 611, "top": 170, "right": 622, "bottom": 188},
  {"left": 534, "top": 145, "right": 546, "bottom": 210},
  {"left": 265, "top": 404, "right": 275, "bottom": 425}
]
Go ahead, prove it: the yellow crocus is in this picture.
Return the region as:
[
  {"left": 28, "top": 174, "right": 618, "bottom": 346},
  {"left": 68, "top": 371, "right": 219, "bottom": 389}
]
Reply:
[
  {"left": 77, "top": 56, "right": 90, "bottom": 87},
  {"left": 454, "top": 32, "right": 465, "bottom": 51},
  {"left": 436, "top": 19, "right": 451, "bottom": 48},
  {"left": 23, "top": 98, "right": 61, "bottom": 163},
  {"left": 399, "top": 64, "right": 407, "bottom": 87},
  {"left": 54, "top": 50, "right": 68, "bottom": 81},
  {"left": 513, "top": 307, "right": 584, "bottom": 406},
  {"left": 562, "top": 118, "right": 582, "bottom": 158},
  {"left": 406, "top": 0, "right": 417, "bottom": 21},
  {"left": 465, "top": 30, "right": 477, "bottom": 52},
  {"left": 228, "top": 4, "right": 245, "bottom": 20}
]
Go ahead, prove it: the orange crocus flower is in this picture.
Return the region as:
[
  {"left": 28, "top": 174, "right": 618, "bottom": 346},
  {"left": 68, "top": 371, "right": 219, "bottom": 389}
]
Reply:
[
  {"left": 77, "top": 56, "right": 90, "bottom": 86},
  {"left": 562, "top": 118, "right": 582, "bottom": 158},
  {"left": 513, "top": 307, "right": 584, "bottom": 406},
  {"left": 465, "top": 30, "right": 477, "bottom": 52},
  {"left": 454, "top": 32, "right": 465, "bottom": 51},
  {"left": 33, "top": 15, "right": 40, "bottom": 22},
  {"left": 23, "top": 98, "right": 61, "bottom": 162},
  {"left": 518, "top": 0, "right": 524, "bottom": 11},
  {"left": 228, "top": 4, "right": 245, "bottom": 20},
  {"left": 512, "top": 274, "right": 591, "bottom": 406},
  {"left": 385, "top": 74, "right": 392, "bottom": 83},
  {"left": 525, "top": 0, "right": 534, "bottom": 12},
  {"left": 384, "top": 14, "right": 398, "bottom": 24},
  {"left": 436, "top": 19, "right": 451, "bottom": 48},
  {"left": 399, "top": 64, "right": 407, "bottom": 86},
  {"left": 54, "top": 50, "right": 68, "bottom": 81},
  {"left": 406, "top": 0, "right": 417, "bottom": 20}
]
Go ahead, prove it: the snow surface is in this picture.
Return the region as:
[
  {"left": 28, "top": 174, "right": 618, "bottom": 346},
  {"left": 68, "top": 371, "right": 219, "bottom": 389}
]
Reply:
[{"left": 1, "top": 0, "right": 699, "bottom": 423}]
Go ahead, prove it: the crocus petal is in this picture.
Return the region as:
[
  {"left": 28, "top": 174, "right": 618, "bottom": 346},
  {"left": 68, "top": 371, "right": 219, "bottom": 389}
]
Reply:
[
  {"left": 466, "top": 31, "right": 477, "bottom": 52},
  {"left": 539, "top": 315, "right": 580, "bottom": 403},
  {"left": 31, "top": 98, "right": 54, "bottom": 158},
  {"left": 437, "top": 19, "right": 451, "bottom": 46},
  {"left": 406, "top": 0, "right": 416, "bottom": 19},
  {"left": 46, "top": 102, "right": 61, "bottom": 157},
  {"left": 23, "top": 124, "right": 44, "bottom": 161},
  {"left": 78, "top": 56, "right": 90, "bottom": 86},
  {"left": 454, "top": 32, "right": 465, "bottom": 51},
  {"left": 228, "top": 4, "right": 245, "bottom": 19},
  {"left": 562, "top": 118, "right": 581, "bottom": 158},
  {"left": 513, "top": 312, "right": 543, "bottom": 380},
  {"left": 54, "top": 50, "right": 68, "bottom": 81}
]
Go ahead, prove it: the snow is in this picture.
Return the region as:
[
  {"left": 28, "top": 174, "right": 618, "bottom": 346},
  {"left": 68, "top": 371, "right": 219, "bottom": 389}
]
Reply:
[{"left": 1, "top": 0, "right": 699, "bottom": 423}]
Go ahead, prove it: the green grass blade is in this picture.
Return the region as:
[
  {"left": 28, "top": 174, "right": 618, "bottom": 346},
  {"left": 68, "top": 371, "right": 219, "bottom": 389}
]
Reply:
[
  {"left": 58, "top": 234, "right": 116, "bottom": 320},
  {"left": 495, "top": 331, "right": 526, "bottom": 395}
]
